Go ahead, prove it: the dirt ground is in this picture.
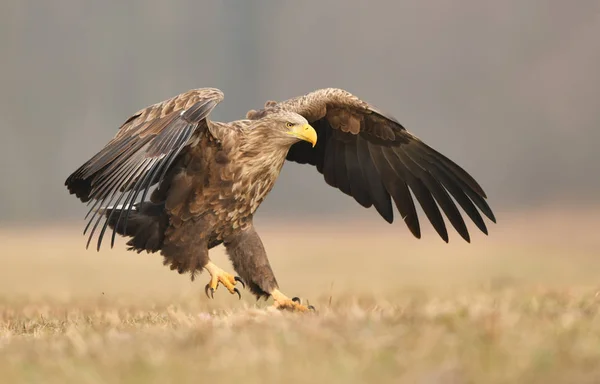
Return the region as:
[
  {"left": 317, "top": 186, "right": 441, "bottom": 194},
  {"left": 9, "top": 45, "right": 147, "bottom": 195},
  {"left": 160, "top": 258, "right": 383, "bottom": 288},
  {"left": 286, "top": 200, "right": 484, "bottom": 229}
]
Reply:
[{"left": 1, "top": 205, "right": 599, "bottom": 383}]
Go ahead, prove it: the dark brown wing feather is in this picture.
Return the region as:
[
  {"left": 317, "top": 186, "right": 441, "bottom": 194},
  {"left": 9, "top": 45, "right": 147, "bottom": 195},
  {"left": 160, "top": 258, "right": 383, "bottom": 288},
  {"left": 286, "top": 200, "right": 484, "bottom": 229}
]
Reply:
[
  {"left": 254, "top": 88, "right": 495, "bottom": 242},
  {"left": 65, "top": 88, "right": 224, "bottom": 250}
]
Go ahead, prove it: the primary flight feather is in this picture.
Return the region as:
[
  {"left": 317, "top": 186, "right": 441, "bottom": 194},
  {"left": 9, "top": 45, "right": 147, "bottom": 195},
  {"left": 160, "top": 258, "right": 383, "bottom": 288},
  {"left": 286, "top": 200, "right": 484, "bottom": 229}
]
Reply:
[{"left": 65, "top": 87, "right": 496, "bottom": 311}]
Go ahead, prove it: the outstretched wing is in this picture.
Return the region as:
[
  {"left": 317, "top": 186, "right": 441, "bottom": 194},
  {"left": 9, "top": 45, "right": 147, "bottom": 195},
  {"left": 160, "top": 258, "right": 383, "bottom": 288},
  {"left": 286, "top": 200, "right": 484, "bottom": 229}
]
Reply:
[
  {"left": 65, "top": 88, "right": 224, "bottom": 250},
  {"left": 249, "top": 88, "right": 495, "bottom": 242}
]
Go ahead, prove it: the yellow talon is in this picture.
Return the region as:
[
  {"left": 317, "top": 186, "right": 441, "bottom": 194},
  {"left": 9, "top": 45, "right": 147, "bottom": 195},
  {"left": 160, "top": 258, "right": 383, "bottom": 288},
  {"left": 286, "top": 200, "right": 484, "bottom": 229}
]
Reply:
[
  {"left": 270, "top": 289, "right": 315, "bottom": 312},
  {"left": 203, "top": 262, "right": 244, "bottom": 299}
]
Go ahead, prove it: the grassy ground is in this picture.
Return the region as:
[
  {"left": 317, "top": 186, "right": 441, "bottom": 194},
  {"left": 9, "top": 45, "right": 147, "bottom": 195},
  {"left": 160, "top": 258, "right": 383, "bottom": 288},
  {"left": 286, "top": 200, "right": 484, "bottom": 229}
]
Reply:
[{"left": 1, "top": 206, "right": 599, "bottom": 383}]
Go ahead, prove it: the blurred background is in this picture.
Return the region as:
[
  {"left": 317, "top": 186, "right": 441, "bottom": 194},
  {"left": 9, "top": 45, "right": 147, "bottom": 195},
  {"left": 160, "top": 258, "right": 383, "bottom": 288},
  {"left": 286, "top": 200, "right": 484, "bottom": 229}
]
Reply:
[{"left": 0, "top": 0, "right": 599, "bottom": 299}]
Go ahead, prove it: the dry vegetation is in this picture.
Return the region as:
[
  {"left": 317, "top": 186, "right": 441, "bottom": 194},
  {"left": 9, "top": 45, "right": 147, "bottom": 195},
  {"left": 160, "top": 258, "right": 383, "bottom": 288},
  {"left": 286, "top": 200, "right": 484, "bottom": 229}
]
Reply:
[{"left": 1, "top": 206, "right": 599, "bottom": 383}]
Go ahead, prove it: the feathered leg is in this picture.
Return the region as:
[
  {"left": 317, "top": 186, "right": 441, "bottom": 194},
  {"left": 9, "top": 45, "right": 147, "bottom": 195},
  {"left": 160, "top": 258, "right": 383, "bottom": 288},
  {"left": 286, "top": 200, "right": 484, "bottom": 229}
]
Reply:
[
  {"left": 161, "top": 220, "right": 243, "bottom": 299},
  {"left": 224, "top": 223, "right": 314, "bottom": 312}
]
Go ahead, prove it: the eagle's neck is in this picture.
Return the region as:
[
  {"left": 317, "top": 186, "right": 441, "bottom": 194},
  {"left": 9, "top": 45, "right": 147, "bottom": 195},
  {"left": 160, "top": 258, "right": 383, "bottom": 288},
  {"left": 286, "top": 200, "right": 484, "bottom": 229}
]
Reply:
[
  {"left": 232, "top": 124, "right": 292, "bottom": 214},
  {"left": 237, "top": 122, "right": 291, "bottom": 173},
  {"left": 240, "top": 136, "right": 289, "bottom": 177}
]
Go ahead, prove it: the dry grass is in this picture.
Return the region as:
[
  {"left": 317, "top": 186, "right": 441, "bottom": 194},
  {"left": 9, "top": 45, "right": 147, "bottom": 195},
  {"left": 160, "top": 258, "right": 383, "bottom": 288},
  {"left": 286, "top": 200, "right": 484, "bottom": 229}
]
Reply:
[{"left": 1, "top": 206, "right": 599, "bottom": 383}]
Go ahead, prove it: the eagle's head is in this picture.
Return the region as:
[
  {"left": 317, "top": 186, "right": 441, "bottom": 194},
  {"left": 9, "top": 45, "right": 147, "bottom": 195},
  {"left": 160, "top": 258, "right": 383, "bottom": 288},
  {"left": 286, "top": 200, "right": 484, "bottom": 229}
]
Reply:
[{"left": 264, "top": 111, "right": 317, "bottom": 148}]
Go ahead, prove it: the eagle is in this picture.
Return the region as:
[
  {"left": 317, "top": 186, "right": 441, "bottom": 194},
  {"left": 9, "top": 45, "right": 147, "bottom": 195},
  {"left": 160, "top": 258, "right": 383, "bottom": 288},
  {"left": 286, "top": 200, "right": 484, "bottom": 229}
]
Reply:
[{"left": 65, "top": 87, "right": 496, "bottom": 311}]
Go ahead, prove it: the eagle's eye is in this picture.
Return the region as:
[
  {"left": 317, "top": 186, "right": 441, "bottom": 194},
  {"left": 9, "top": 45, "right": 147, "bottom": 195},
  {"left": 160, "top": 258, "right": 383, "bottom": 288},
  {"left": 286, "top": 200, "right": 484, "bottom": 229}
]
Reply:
[{"left": 285, "top": 122, "right": 294, "bottom": 128}]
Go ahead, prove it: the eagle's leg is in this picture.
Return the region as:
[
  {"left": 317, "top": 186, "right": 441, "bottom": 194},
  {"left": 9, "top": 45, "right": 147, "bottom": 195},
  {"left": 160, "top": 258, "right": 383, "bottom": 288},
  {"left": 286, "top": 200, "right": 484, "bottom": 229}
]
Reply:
[
  {"left": 203, "top": 261, "right": 245, "bottom": 299},
  {"left": 224, "top": 223, "right": 315, "bottom": 312},
  {"left": 161, "top": 222, "right": 243, "bottom": 299}
]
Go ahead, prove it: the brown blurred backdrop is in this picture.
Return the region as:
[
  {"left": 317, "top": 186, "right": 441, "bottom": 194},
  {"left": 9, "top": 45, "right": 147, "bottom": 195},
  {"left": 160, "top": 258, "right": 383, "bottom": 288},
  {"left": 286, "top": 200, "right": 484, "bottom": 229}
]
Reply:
[{"left": 0, "top": 1, "right": 599, "bottom": 299}]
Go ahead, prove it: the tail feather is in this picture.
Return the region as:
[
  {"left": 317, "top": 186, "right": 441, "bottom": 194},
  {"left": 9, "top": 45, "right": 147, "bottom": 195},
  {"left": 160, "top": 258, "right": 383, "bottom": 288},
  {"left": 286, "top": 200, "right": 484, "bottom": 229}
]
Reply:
[{"left": 103, "top": 202, "right": 167, "bottom": 253}]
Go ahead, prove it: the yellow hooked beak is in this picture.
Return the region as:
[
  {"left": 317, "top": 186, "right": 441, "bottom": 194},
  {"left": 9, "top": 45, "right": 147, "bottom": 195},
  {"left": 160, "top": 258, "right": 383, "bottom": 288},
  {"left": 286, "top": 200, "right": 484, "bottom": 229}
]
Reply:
[{"left": 288, "top": 123, "right": 317, "bottom": 147}]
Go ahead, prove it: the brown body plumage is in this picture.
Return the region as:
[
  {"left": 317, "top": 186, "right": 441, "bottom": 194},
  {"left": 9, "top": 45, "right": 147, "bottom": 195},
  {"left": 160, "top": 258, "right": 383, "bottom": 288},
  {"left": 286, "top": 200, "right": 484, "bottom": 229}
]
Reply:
[{"left": 65, "top": 87, "right": 496, "bottom": 310}]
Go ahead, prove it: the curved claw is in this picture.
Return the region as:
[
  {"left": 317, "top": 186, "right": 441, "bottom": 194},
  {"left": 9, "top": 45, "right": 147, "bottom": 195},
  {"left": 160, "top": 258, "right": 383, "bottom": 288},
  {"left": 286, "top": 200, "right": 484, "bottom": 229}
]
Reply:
[
  {"left": 233, "top": 287, "right": 241, "bottom": 300},
  {"left": 308, "top": 305, "right": 316, "bottom": 311},
  {"left": 292, "top": 296, "right": 301, "bottom": 304},
  {"left": 204, "top": 285, "right": 214, "bottom": 299},
  {"left": 234, "top": 276, "right": 246, "bottom": 289}
]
